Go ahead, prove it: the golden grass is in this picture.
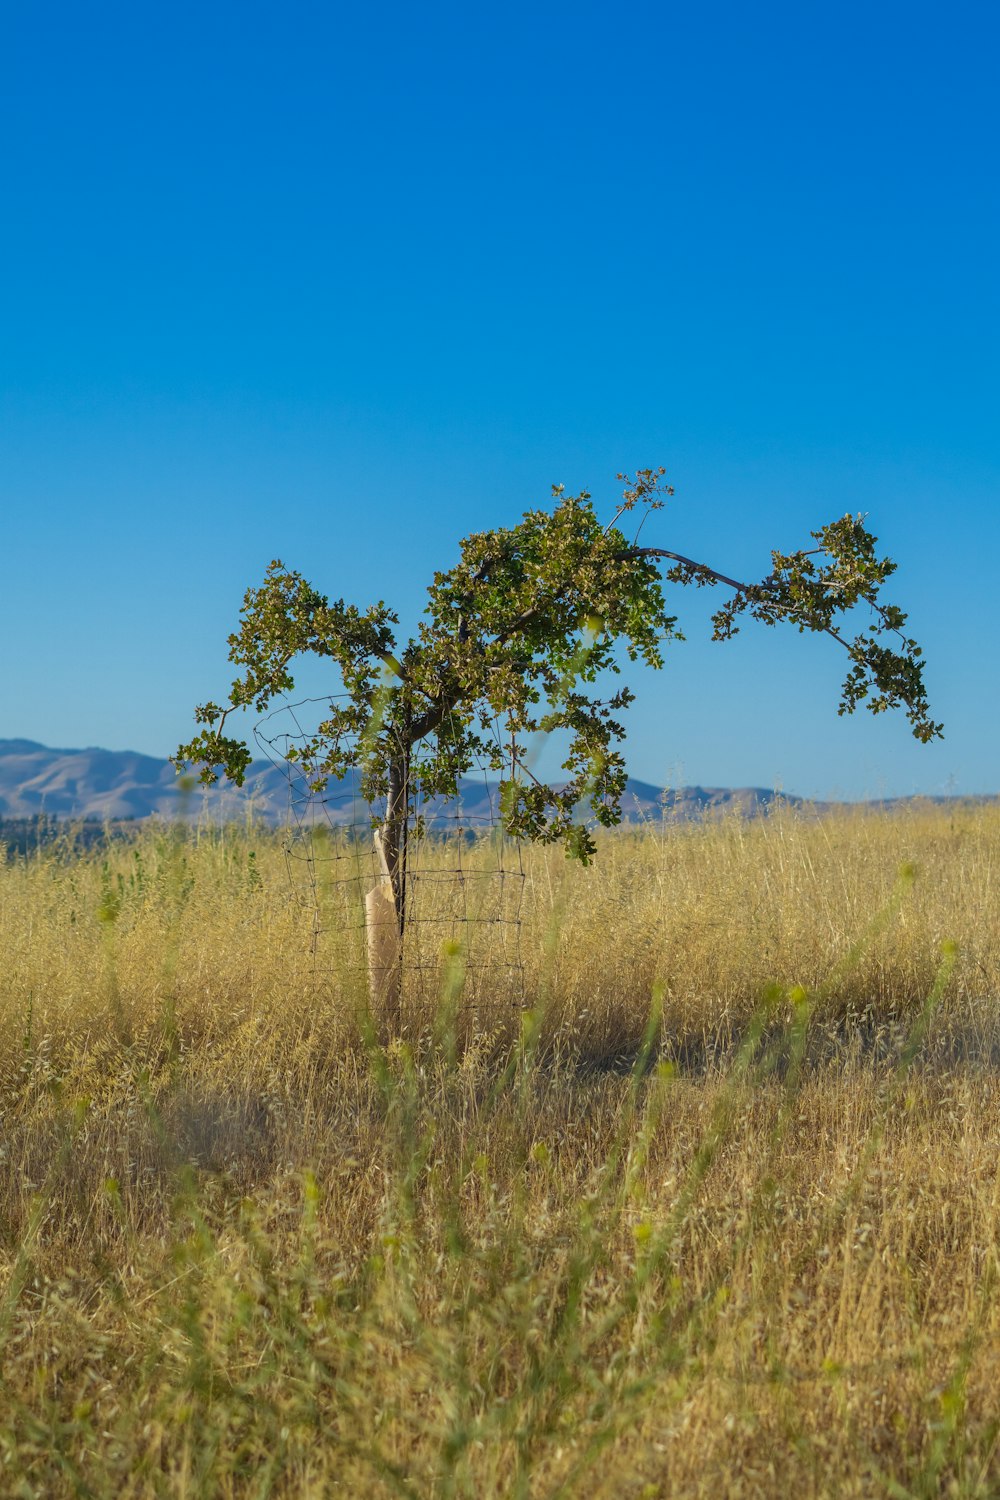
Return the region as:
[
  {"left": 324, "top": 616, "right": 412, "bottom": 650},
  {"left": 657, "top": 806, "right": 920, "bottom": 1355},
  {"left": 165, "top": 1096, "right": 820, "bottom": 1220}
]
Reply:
[{"left": 0, "top": 804, "right": 998, "bottom": 1496}]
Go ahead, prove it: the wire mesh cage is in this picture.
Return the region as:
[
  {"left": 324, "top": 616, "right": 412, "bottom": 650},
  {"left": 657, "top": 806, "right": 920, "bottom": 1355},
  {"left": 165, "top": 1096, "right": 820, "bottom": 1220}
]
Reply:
[{"left": 254, "top": 698, "right": 526, "bottom": 1007}]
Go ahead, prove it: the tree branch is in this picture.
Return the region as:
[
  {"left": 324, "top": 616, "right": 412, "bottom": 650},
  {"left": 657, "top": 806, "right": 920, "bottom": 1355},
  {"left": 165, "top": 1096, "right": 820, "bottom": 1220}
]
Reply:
[
  {"left": 620, "top": 547, "right": 913, "bottom": 654},
  {"left": 615, "top": 547, "right": 773, "bottom": 594}
]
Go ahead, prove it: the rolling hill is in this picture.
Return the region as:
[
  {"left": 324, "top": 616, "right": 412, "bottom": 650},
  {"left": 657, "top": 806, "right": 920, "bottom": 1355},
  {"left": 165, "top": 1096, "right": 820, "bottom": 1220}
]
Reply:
[{"left": 0, "top": 739, "right": 804, "bottom": 827}]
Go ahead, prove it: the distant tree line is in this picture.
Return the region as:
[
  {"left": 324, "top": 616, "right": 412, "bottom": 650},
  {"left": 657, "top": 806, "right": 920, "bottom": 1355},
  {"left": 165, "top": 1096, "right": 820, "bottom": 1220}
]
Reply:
[{"left": 0, "top": 816, "right": 137, "bottom": 859}]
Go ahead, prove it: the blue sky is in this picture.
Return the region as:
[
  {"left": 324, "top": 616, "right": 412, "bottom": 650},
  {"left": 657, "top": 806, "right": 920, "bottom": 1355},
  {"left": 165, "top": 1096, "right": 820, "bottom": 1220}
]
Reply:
[{"left": 2, "top": 1, "right": 997, "bottom": 800}]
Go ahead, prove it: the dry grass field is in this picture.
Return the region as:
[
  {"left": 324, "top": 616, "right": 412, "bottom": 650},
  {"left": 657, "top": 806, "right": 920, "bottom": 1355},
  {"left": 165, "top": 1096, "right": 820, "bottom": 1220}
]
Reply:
[{"left": 0, "top": 804, "right": 998, "bottom": 1497}]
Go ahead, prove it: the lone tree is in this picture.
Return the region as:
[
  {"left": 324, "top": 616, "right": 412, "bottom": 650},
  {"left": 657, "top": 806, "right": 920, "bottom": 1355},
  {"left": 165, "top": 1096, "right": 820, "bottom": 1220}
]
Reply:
[{"left": 177, "top": 470, "right": 940, "bottom": 1015}]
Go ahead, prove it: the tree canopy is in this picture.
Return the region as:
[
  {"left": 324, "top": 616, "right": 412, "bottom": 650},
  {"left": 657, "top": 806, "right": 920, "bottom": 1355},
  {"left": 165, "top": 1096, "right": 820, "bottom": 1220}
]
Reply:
[{"left": 177, "top": 470, "right": 940, "bottom": 864}]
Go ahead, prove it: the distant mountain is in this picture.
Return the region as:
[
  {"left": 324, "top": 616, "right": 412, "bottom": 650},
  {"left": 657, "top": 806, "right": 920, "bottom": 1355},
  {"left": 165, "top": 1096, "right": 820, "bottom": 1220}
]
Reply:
[
  {"left": 0, "top": 738, "right": 811, "bottom": 827},
  {"left": 0, "top": 740, "right": 992, "bottom": 828},
  {"left": 0, "top": 738, "right": 302, "bottom": 822}
]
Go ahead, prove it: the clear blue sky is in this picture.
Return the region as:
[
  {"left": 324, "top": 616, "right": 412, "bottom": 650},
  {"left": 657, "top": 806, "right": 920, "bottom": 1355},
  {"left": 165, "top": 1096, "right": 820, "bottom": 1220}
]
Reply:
[{"left": 2, "top": 1, "right": 997, "bottom": 800}]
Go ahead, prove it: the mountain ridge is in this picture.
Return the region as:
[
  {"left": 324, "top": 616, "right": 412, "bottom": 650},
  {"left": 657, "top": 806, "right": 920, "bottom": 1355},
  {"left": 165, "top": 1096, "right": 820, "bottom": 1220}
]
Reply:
[{"left": 0, "top": 739, "right": 992, "bottom": 826}]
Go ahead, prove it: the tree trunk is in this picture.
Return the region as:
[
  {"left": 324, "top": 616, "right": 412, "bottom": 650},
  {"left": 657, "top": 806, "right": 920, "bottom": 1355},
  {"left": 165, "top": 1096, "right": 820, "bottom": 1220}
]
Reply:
[
  {"left": 382, "top": 754, "right": 409, "bottom": 933},
  {"left": 365, "top": 752, "right": 408, "bottom": 1031}
]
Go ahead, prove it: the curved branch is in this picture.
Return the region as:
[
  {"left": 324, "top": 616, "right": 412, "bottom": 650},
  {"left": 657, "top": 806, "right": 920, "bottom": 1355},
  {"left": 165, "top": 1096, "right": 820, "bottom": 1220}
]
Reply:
[
  {"left": 621, "top": 547, "right": 912, "bottom": 655},
  {"left": 615, "top": 547, "right": 775, "bottom": 594}
]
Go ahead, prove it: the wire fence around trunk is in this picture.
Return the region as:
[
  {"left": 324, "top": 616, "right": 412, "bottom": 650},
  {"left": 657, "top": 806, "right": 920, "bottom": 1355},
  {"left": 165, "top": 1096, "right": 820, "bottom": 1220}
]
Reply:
[{"left": 254, "top": 698, "right": 526, "bottom": 1009}]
